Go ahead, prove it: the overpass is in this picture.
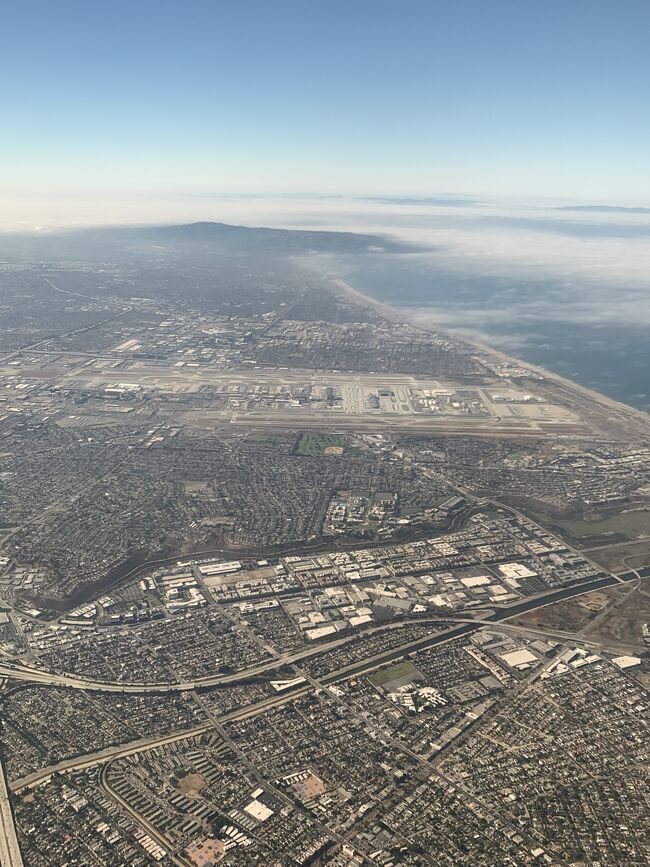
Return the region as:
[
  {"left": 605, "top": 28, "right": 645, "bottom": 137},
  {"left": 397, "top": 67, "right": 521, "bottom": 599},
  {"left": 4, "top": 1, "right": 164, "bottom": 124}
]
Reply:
[{"left": 0, "top": 571, "right": 629, "bottom": 695}]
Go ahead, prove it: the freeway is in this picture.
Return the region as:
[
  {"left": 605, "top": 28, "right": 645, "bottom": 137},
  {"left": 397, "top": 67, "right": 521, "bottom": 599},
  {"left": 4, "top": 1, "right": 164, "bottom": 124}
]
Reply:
[
  {"left": 9, "top": 724, "right": 212, "bottom": 793},
  {"left": 0, "top": 756, "right": 23, "bottom": 867},
  {"left": 5, "top": 572, "right": 636, "bottom": 797},
  {"left": 9, "top": 681, "right": 320, "bottom": 793},
  {"left": 312, "top": 573, "right": 629, "bottom": 683},
  {"left": 0, "top": 571, "right": 630, "bottom": 694}
]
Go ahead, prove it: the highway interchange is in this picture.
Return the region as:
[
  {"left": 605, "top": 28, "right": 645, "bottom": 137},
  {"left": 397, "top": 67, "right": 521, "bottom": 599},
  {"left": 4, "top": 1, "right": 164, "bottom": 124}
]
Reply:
[
  {"left": 2, "top": 569, "right": 638, "bottom": 801},
  {"left": 0, "top": 487, "right": 644, "bottom": 866},
  {"left": 0, "top": 571, "right": 631, "bottom": 696},
  {"left": 2, "top": 569, "right": 640, "bottom": 867}
]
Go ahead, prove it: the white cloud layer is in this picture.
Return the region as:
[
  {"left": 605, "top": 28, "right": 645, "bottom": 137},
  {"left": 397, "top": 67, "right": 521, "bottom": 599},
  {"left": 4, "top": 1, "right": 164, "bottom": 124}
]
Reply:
[{"left": 2, "top": 194, "right": 649, "bottom": 330}]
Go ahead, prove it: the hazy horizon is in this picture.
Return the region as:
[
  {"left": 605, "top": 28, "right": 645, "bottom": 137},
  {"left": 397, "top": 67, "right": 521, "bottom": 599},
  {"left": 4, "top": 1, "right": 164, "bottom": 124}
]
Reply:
[
  {"left": 2, "top": 0, "right": 649, "bottom": 407},
  {"left": 3, "top": 193, "right": 649, "bottom": 410}
]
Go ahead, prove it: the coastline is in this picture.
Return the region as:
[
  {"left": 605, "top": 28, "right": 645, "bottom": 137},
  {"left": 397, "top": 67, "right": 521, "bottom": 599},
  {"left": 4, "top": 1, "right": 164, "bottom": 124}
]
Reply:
[{"left": 329, "top": 276, "right": 650, "bottom": 430}]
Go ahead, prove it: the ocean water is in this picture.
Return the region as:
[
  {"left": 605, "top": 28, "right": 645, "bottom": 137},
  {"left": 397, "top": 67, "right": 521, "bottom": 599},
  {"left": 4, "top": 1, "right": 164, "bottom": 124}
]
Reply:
[
  {"left": 6, "top": 192, "right": 648, "bottom": 411},
  {"left": 311, "top": 250, "right": 650, "bottom": 413}
]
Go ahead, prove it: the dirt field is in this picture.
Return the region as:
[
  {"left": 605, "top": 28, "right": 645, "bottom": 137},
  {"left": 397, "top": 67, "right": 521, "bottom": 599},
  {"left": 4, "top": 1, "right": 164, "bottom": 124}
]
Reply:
[
  {"left": 556, "top": 509, "right": 650, "bottom": 542},
  {"left": 583, "top": 540, "right": 650, "bottom": 572},
  {"left": 510, "top": 587, "right": 626, "bottom": 633},
  {"left": 582, "top": 577, "right": 650, "bottom": 648},
  {"left": 175, "top": 772, "right": 208, "bottom": 798}
]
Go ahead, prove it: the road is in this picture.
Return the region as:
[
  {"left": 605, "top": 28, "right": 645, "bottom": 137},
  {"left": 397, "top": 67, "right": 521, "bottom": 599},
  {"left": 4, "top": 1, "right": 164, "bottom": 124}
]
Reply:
[
  {"left": 9, "top": 723, "right": 213, "bottom": 793},
  {"left": 6, "top": 571, "right": 637, "bottom": 797},
  {"left": 0, "top": 756, "right": 23, "bottom": 867},
  {"left": 99, "top": 763, "right": 193, "bottom": 867},
  {"left": 0, "top": 571, "right": 630, "bottom": 694}
]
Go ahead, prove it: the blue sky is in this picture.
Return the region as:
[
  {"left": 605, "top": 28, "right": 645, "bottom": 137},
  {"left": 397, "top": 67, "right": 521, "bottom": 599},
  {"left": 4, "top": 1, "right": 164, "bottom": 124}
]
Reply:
[{"left": 2, "top": 0, "right": 649, "bottom": 208}]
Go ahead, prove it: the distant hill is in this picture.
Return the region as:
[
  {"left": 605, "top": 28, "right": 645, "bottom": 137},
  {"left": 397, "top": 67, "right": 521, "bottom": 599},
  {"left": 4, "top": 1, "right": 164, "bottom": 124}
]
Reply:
[
  {"left": 148, "top": 220, "right": 423, "bottom": 253},
  {"left": 0, "top": 220, "right": 425, "bottom": 259}
]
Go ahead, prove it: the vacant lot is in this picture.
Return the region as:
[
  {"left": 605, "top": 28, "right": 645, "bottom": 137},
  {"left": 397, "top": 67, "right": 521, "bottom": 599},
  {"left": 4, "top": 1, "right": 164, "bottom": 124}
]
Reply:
[
  {"left": 584, "top": 539, "right": 650, "bottom": 572},
  {"left": 559, "top": 509, "right": 650, "bottom": 541},
  {"left": 583, "top": 577, "right": 650, "bottom": 648},
  {"left": 175, "top": 771, "right": 208, "bottom": 797},
  {"left": 511, "top": 587, "right": 625, "bottom": 633}
]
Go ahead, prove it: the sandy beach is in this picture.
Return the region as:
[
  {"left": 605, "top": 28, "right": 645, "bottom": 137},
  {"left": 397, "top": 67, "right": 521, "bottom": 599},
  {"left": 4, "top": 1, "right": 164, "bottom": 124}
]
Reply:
[{"left": 329, "top": 276, "right": 650, "bottom": 431}]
